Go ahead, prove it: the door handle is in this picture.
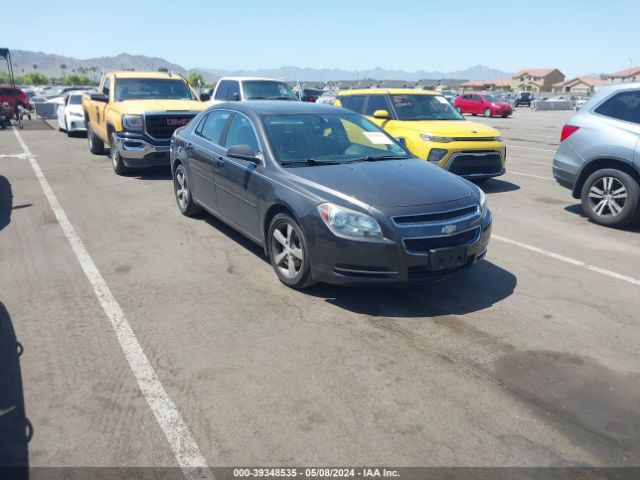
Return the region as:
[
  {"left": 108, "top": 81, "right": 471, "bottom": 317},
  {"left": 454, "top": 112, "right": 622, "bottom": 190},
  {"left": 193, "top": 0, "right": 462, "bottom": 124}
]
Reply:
[
  {"left": 185, "top": 142, "right": 194, "bottom": 151},
  {"left": 216, "top": 155, "right": 225, "bottom": 167}
]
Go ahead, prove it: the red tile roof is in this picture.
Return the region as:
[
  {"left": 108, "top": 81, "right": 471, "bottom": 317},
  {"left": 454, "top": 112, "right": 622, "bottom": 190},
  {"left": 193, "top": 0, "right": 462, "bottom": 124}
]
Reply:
[
  {"left": 556, "top": 76, "right": 607, "bottom": 88},
  {"left": 608, "top": 66, "right": 640, "bottom": 78},
  {"left": 513, "top": 68, "right": 556, "bottom": 78}
]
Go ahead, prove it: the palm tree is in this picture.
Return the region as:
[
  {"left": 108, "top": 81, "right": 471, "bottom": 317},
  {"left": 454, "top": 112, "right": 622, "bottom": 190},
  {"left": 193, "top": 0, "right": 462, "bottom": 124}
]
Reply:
[
  {"left": 32, "top": 64, "right": 38, "bottom": 71},
  {"left": 60, "top": 64, "right": 67, "bottom": 78}
]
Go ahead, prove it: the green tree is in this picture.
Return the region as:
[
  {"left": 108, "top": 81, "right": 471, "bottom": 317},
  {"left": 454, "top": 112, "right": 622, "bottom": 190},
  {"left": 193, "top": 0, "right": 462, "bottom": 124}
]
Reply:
[
  {"left": 187, "top": 72, "right": 205, "bottom": 88},
  {"left": 22, "top": 72, "right": 49, "bottom": 85}
]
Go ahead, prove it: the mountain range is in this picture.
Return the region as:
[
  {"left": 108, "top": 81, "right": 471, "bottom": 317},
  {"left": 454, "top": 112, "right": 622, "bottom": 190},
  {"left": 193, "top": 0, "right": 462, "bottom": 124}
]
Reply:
[{"left": 8, "top": 50, "right": 512, "bottom": 82}]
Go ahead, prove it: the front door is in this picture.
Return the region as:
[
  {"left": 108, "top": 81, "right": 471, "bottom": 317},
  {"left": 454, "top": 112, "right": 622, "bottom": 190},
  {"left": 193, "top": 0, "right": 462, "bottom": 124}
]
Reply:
[{"left": 214, "top": 113, "right": 267, "bottom": 241}]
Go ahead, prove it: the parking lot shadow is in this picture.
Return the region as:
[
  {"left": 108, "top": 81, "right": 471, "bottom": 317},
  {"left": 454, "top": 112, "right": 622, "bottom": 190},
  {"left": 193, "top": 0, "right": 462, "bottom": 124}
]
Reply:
[
  {"left": 200, "top": 213, "right": 269, "bottom": 262},
  {"left": 564, "top": 204, "right": 640, "bottom": 232},
  {"left": 0, "top": 302, "right": 31, "bottom": 478},
  {"left": 307, "top": 260, "right": 516, "bottom": 317},
  {"left": 477, "top": 178, "right": 520, "bottom": 194},
  {"left": 129, "top": 166, "right": 173, "bottom": 181},
  {"left": 0, "top": 176, "right": 12, "bottom": 232}
]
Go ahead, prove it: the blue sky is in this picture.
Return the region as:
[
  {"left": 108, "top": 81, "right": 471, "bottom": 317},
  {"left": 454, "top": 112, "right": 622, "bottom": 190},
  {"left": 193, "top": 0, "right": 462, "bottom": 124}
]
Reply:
[{"left": 3, "top": 0, "right": 639, "bottom": 77}]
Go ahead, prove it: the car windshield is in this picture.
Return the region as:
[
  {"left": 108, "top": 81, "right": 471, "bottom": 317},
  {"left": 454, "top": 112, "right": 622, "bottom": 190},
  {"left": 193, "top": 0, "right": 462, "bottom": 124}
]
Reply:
[
  {"left": 391, "top": 94, "right": 463, "bottom": 121},
  {"left": 262, "top": 112, "right": 409, "bottom": 164},
  {"left": 69, "top": 95, "right": 82, "bottom": 105},
  {"left": 114, "top": 78, "right": 196, "bottom": 101},
  {"left": 243, "top": 81, "right": 297, "bottom": 100}
]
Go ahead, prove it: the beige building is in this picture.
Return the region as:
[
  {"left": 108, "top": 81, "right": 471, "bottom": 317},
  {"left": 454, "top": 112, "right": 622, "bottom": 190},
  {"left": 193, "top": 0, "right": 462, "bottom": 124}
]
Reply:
[
  {"left": 607, "top": 66, "right": 640, "bottom": 83},
  {"left": 511, "top": 68, "right": 565, "bottom": 92},
  {"left": 552, "top": 76, "right": 607, "bottom": 94}
]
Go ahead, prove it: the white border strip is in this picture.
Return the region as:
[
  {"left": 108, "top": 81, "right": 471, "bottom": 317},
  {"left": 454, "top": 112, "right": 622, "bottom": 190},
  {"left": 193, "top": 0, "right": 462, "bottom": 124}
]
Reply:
[
  {"left": 508, "top": 171, "right": 553, "bottom": 181},
  {"left": 506, "top": 144, "right": 556, "bottom": 153},
  {"left": 493, "top": 234, "right": 640, "bottom": 287},
  {"left": 13, "top": 128, "right": 214, "bottom": 480}
]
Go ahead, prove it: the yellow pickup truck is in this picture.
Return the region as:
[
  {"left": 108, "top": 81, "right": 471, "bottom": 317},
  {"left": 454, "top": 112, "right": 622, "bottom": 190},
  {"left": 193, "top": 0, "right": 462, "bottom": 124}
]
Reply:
[{"left": 82, "top": 71, "right": 209, "bottom": 175}]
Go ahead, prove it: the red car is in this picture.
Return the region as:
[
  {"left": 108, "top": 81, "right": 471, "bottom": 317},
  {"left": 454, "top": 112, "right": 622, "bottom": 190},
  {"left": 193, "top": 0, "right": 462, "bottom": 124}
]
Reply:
[
  {"left": 454, "top": 93, "right": 512, "bottom": 118},
  {"left": 0, "top": 85, "right": 32, "bottom": 111}
]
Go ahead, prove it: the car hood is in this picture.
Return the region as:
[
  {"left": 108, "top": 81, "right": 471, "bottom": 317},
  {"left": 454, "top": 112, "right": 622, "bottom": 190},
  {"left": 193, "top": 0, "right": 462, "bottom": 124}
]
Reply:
[
  {"left": 394, "top": 120, "right": 500, "bottom": 137},
  {"left": 118, "top": 99, "right": 208, "bottom": 114},
  {"left": 288, "top": 158, "right": 474, "bottom": 208}
]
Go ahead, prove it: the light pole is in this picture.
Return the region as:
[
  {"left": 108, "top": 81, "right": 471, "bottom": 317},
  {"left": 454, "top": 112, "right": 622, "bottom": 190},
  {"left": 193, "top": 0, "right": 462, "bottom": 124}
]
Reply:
[{"left": 628, "top": 58, "right": 633, "bottom": 81}]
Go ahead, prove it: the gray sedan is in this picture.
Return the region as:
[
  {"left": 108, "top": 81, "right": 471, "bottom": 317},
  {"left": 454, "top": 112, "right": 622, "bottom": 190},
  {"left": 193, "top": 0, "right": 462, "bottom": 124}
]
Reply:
[
  {"left": 553, "top": 82, "right": 640, "bottom": 227},
  {"left": 170, "top": 102, "right": 491, "bottom": 288}
]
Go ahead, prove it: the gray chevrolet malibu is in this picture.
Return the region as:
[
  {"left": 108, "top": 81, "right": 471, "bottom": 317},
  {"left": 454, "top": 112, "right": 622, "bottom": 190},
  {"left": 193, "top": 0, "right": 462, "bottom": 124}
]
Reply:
[{"left": 170, "top": 101, "right": 491, "bottom": 289}]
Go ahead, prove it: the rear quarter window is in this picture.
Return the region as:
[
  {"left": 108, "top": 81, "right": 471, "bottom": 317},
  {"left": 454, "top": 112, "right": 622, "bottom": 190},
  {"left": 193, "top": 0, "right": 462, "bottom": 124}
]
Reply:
[{"left": 595, "top": 91, "right": 640, "bottom": 124}]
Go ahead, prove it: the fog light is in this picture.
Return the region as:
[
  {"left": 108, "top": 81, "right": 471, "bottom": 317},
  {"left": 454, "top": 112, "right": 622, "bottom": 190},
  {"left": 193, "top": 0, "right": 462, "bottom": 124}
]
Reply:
[{"left": 427, "top": 148, "right": 447, "bottom": 164}]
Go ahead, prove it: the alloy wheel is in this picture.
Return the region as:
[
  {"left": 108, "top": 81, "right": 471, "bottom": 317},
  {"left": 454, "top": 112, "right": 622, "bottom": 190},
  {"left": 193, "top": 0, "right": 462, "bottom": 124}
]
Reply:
[
  {"left": 588, "top": 177, "right": 627, "bottom": 218},
  {"left": 271, "top": 222, "right": 304, "bottom": 279},
  {"left": 175, "top": 168, "right": 189, "bottom": 211}
]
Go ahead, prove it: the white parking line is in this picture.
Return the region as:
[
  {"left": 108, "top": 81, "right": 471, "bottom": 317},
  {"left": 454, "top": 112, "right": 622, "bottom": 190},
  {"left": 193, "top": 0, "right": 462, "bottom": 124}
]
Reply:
[
  {"left": 508, "top": 171, "right": 553, "bottom": 180},
  {"left": 493, "top": 234, "right": 640, "bottom": 287},
  {"left": 503, "top": 131, "right": 558, "bottom": 139},
  {"left": 13, "top": 128, "right": 214, "bottom": 480},
  {"left": 506, "top": 144, "right": 556, "bottom": 153}
]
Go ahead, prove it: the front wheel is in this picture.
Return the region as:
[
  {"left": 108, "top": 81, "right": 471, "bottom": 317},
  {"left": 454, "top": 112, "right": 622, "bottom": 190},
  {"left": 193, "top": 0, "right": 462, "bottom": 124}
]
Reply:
[
  {"left": 581, "top": 169, "right": 640, "bottom": 228},
  {"left": 484, "top": 108, "right": 492, "bottom": 117},
  {"left": 268, "top": 213, "right": 315, "bottom": 289},
  {"left": 110, "top": 132, "right": 128, "bottom": 175}
]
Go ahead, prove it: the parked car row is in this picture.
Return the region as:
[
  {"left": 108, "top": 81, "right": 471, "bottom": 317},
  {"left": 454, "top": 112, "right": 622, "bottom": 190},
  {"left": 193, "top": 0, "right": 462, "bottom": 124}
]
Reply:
[{"left": 45, "top": 70, "right": 638, "bottom": 286}]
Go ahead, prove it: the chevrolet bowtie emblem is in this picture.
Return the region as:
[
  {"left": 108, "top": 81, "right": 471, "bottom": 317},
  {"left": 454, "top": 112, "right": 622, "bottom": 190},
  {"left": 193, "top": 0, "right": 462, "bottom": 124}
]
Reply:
[{"left": 441, "top": 224, "right": 457, "bottom": 234}]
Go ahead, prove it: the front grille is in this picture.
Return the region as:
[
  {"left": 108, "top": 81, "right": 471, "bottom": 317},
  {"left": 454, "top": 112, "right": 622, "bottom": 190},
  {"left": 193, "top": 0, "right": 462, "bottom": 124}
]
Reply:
[
  {"left": 448, "top": 152, "right": 502, "bottom": 176},
  {"left": 145, "top": 113, "right": 196, "bottom": 139},
  {"left": 404, "top": 228, "right": 479, "bottom": 254},
  {"left": 393, "top": 205, "right": 479, "bottom": 226},
  {"left": 451, "top": 137, "right": 497, "bottom": 142}
]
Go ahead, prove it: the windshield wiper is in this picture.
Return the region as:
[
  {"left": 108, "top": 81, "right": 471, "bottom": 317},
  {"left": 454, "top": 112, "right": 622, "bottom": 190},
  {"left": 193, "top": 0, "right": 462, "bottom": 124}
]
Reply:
[
  {"left": 281, "top": 158, "right": 342, "bottom": 167},
  {"left": 354, "top": 155, "right": 409, "bottom": 162},
  {"left": 247, "top": 96, "right": 267, "bottom": 100}
]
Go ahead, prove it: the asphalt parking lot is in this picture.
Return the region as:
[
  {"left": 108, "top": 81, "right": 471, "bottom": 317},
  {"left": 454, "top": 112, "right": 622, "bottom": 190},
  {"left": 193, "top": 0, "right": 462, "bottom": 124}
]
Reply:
[{"left": 1, "top": 108, "right": 640, "bottom": 471}]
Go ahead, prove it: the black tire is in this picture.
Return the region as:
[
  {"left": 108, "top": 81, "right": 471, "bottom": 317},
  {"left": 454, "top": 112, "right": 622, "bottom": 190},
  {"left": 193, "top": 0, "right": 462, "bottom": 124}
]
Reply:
[
  {"left": 484, "top": 108, "right": 492, "bottom": 117},
  {"left": 87, "top": 121, "right": 104, "bottom": 154},
  {"left": 65, "top": 118, "right": 72, "bottom": 137},
  {"left": 173, "top": 163, "right": 201, "bottom": 216},
  {"left": 268, "top": 213, "right": 315, "bottom": 289},
  {"left": 501, "top": 114, "right": 509, "bottom": 118},
  {"left": 471, "top": 113, "right": 477, "bottom": 116},
  {"left": 581, "top": 169, "right": 640, "bottom": 228},
  {"left": 110, "top": 132, "right": 128, "bottom": 175}
]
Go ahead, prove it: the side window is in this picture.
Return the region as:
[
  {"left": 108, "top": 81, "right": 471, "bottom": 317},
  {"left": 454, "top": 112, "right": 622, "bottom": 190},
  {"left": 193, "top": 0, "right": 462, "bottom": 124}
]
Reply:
[
  {"left": 336, "top": 96, "right": 349, "bottom": 108},
  {"left": 197, "top": 111, "right": 231, "bottom": 144},
  {"left": 364, "top": 95, "right": 389, "bottom": 116},
  {"left": 341, "top": 95, "right": 365, "bottom": 114},
  {"left": 462, "top": 94, "right": 471, "bottom": 100},
  {"left": 471, "top": 95, "right": 481, "bottom": 101},
  {"left": 595, "top": 91, "right": 640, "bottom": 124},
  {"left": 226, "top": 81, "right": 240, "bottom": 101},
  {"left": 102, "top": 77, "right": 111, "bottom": 97},
  {"left": 224, "top": 114, "right": 260, "bottom": 152},
  {"left": 214, "top": 81, "right": 229, "bottom": 100}
]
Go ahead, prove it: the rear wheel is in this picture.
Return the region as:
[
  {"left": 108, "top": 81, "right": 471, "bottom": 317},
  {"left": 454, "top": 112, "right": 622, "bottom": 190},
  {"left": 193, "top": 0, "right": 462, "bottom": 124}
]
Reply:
[
  {"left": 110, "top": 132, "right": 128, "bottom": 175},
  {"left": 581, "top": 169, "right": 640, "bottom": 228},
  {"left": 173, "top": 164, "right": 201, "bottom": 216},
  {"left": 268, "top": 213, "right": 315, "bottom": 289},
  {"left": 87, "top": 121, "right": 104, "bottom": 154},
  {"left": 484, "top": 108, "right": 492, "bottom": 117}
]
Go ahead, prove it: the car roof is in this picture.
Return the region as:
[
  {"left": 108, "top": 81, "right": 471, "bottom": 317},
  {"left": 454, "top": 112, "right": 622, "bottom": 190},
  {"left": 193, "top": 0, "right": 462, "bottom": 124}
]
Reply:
[
  {"left": 213, "top": 100, "right": 348, "bottom": 115},
  {"left": 111, "top": 71, "right": 185, "bottom": 79},
  {"left": 591, "top": 81, "right": 640, "bottom": 94},
  {"left": 219, "top": 76, "right": 285, "bottom": 82},
  {"left": 339, "top": 88, "right": 439, "bottom": 96}
]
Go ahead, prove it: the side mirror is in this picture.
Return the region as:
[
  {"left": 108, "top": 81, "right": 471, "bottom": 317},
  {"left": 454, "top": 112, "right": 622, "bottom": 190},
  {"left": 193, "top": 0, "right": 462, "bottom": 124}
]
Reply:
[
  {"left": 373, "top": 109, "right": 390, "bottom": 119},
  {"left": 199, "top": 92, "right": 211, "bottom": 102},
  {"left": 227, "top": 145, "right": 261, "bottom": 164},
  {"left": 230, "top": 92, "right": 240, "bottom": 101},
  {"left": 90, "top": 93, "right": 109, "bottom": 103}
]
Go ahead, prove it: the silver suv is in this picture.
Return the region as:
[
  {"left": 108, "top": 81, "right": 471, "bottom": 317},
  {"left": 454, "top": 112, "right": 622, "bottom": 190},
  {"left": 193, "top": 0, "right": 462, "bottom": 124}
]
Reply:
[{"left": 553, "top": 82, "right": 640, "bottom": 227}]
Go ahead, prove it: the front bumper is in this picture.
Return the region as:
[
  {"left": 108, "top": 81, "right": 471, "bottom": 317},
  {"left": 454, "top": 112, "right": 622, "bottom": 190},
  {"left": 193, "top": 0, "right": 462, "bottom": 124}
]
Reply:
[
  {"left": 305, "top": 206, "right": 492, "bottom": 285},
  {"left": 67, "top": 117, "right": 86, "bottom": 131},
  {"left": 115, "top": 131, "right": 170, "bottom": 168}
]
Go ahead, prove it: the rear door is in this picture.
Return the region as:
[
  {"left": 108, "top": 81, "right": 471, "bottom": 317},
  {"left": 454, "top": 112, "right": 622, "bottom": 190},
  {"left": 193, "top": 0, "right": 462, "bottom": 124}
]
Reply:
[
  {"left": 469, "top": 94, "right": 483, "bottom": 114},
  {"left": 189, "top": 110, "right": 231, "bottom": 210},
  {"left": 214, "top": 112, "right": 267, "bottom": 241}
]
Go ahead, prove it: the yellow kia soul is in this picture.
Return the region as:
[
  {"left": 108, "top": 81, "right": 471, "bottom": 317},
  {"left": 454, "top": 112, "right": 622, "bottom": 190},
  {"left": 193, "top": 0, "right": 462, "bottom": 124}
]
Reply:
[{"left": 335, "top": 89, "right": 506, "bottom": 180}]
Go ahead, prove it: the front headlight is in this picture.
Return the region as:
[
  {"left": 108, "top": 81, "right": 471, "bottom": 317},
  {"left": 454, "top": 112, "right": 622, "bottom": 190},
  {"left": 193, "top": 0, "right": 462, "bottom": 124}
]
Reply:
[
  {"left": 122, "top": 114, "right": 144, "bottom": 132},
  {"left": 317, "top": 203, "right": 383, "bottom": 240},
  {"left": 478, "top": 187, "right": 487, "bottom": 213},
  {"left": 420, "top": 133, "right": 454, "bottom": 143}
]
